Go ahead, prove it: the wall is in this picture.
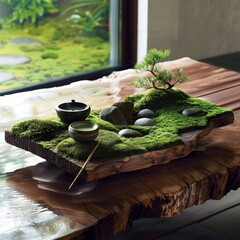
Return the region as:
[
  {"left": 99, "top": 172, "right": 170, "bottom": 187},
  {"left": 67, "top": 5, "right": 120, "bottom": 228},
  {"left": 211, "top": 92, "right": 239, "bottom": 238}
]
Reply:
[{"left": 138, "top": 0, "right": 240, "bottom": 61}]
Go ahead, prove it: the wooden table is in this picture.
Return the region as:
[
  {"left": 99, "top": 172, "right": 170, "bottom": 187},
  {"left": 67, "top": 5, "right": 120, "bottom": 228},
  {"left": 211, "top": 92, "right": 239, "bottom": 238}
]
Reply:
[{"left": 6, "top": 58, "right": 240, "bottom": 239}]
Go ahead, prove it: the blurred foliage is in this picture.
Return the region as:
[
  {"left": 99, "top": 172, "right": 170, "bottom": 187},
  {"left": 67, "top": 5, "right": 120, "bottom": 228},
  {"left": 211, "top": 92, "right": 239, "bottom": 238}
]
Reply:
[
  {"left": 0, "top": 0, "right": 59, "bottom": 27},
  {"left": 41, "top": 52, "right": 59, "bottom": 59},
  {"left": 0, "top": 0, "right": 112, "bottom": 92},
  {"left": 57, "top": 0, "right": 110, "bottom": 39}
]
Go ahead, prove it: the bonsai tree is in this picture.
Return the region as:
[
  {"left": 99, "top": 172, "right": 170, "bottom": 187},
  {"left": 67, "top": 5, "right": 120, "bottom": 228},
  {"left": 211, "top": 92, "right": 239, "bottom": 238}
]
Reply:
[{"left": 134, "top": 49, "right": 188, "bottom": 89}]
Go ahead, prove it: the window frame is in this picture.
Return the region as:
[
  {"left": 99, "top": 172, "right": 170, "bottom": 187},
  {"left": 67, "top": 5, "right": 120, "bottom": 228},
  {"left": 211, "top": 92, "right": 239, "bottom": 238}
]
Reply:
[{"left": 0, "top": 0, "right": 138, "bottom": 96}]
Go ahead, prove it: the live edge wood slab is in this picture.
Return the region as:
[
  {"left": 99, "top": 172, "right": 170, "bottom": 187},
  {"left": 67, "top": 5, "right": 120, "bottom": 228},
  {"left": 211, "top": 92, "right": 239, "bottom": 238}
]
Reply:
[
  {"left": 5, "top": 111, "right": 234, "bottom": 182},
  {"left": 6, "top": 111, "right": 240, "bottom": 240},
  {"left": 4, "top": 58, "right": 240, "bottom": 239}
]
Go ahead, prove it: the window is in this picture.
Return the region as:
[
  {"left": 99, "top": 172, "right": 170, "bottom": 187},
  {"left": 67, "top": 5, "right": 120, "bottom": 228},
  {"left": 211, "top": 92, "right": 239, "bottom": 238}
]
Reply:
[{"left": 0, "top": 0, "right": 137, "bottom": 95}]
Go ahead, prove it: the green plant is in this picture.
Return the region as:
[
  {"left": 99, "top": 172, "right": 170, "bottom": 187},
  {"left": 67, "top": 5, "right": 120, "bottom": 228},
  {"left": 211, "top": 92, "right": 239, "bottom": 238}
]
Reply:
[
  {"left": 60, "top": 0, "right": 109, "bottom": 38},
  {"left": 135, "top": 49, "right": 188, "bottom": 89},
  {"left": 1, "top": 0, "right": 59, "bottom": 27}
]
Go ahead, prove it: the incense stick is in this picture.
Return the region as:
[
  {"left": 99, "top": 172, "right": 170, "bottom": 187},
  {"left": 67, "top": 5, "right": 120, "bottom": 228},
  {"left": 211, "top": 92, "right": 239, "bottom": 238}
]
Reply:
[{"left": 69, "top": 137, "right": 102, "bottom": 189}]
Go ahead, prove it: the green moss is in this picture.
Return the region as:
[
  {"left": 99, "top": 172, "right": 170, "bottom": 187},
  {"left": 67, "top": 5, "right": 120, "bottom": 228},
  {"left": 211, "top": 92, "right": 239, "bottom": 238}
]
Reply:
[
  {"left": 125, "top": 127, "right": 181, "bottom": 152},
  {"left": 45, "top": 45, "right": 61, "bottom": 51},
  {"left": 41, "top": 52, "right": 59, "bottom": 59},
  {"left": 11, "top": 118, "right": 67, "bottom": 141},
  {"left": 87, "top": 113, "right": 119, "bottom": 132},
  {"left": 40, "top": 131, "right": 69, "bottom": 149},
  {"left": 10, "top": 88, "right": 232, "bottom": 161},
  {"left": 125, "top": 88, "right": 190, "bottom": 113},
  {"left": 56, "top": 130, "right": 126, "bottom": 160},
  {"left": 20, "top": 44, "right": 45, "bottom": 52},
  {"left": 27, "top": 75, "right": 47, "bottom": 83}
]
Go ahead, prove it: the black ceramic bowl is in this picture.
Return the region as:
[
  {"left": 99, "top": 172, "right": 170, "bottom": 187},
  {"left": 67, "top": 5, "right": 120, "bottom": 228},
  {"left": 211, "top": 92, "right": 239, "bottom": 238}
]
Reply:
[
  {"left": 55, "top": 100, "right": 91, "bottom": 123},
  {"left": 68, "top": 121, "right": 99, "bottom": 142}
]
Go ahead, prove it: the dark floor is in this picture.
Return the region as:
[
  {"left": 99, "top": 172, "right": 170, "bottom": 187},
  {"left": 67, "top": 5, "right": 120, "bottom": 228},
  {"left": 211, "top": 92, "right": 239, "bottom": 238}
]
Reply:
[
  {"left": 114, "top": 189, "right": 240, "bottom": 240},
  {"left": 114, "top": 53, "right": 240, "bottom": 240}
]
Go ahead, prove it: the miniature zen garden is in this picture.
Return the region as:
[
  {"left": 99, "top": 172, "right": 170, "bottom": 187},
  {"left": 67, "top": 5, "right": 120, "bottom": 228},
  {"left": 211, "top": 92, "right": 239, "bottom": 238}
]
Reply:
[
  {"left": 0, "top": 0, "right": 110, "bottom": 92},
  {"left": 6, "top": 49, "right": 234, "bottom": 178}
]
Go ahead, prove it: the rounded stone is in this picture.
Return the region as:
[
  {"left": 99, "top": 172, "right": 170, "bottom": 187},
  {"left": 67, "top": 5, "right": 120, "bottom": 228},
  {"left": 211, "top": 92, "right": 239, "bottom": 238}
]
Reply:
[
  {"left": 8, "top": 37, "right": 43, "bottom": 45},
  {"left": 137, "top": 109, "right": 156, "bottom": 119},
  {"left": 0, "top": 72, "right": 16, "bottom": 83},
  {"left": 0, "top": 54, "right": 31, "bottom": 65},
  {"left": 118, "top": 129, "right": 143, "bottom": 138},
  {"left": 182, "top": 107, "right": 207, "bottom": 117},
  {"left": 134, "top": 118, "right": 155, "bottom": 126}
]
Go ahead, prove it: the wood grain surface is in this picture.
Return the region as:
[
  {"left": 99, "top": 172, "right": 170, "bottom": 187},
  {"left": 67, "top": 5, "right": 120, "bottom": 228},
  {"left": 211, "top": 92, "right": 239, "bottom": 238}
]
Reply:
[{"left": 5, "top": 59, "right": 240, "bottom": 240}]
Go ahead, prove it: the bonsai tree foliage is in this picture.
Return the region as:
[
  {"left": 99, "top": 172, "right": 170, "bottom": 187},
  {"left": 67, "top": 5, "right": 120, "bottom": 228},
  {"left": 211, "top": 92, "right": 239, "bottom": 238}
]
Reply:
[{"left": 135, "top": 49, "right": 188, "bottom": 89}]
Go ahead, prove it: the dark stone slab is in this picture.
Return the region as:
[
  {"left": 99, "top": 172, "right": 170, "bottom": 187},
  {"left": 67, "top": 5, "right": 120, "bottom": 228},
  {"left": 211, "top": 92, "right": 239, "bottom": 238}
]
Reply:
[
  {"left": 99, "top": 106, "right": 127, "bottom": 125},
  {"left": 112, "top": 102, "right": 134, "bottom": 124}
]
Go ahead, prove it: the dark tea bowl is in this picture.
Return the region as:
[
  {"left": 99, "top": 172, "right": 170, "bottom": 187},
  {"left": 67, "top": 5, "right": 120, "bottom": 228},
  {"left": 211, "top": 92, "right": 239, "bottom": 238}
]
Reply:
[
  {"left": 55, "top": 100, "right": 91, "bottom": 123},
  {"left": 68, "top": 121, "right": 99, "bottom": 142}
]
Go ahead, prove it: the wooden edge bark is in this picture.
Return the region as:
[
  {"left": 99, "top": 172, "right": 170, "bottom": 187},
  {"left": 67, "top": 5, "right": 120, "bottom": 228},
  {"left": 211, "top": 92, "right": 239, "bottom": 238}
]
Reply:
[{"left": 5, "top": 111, "right": 234, "bottom": 183}]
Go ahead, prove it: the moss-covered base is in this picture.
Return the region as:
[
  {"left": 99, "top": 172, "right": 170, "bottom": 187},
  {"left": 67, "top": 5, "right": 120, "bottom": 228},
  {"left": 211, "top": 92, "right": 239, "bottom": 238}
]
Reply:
[{"left": 10, "top": 88, "right": 233, "bottom": 162}]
